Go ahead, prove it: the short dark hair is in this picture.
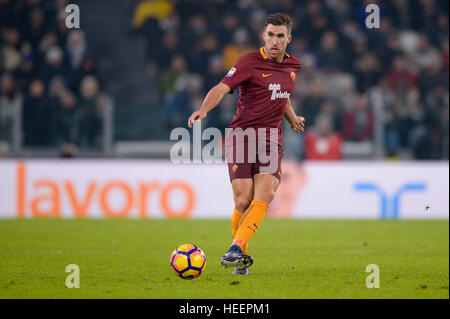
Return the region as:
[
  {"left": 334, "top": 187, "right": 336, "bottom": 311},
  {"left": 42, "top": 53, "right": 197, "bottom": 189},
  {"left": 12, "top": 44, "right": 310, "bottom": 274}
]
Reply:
[{"left": 264, "top": 13, "right": 293, "bottom": 35}]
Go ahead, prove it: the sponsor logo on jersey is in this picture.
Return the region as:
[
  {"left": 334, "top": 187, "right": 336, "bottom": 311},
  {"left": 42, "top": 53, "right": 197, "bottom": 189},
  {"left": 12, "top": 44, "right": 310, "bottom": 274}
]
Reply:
[
  {"left": 226, "top": 67, "right": 236, "bottom": 77},
  {"left": 268, "top": 83, "right": 290, "bottom": 100}
]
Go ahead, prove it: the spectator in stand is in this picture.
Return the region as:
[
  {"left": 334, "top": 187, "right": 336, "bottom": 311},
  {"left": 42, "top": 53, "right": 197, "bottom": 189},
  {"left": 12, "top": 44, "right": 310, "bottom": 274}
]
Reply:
[
  {"left": 300, "top": 79, "right": 326, "bottom": 129},
  {"left": 340, "top": 19, "right": 365, "bottom": 49},
  {"left": 408, "top": 34, "right": 442, "bottom": 72},
  {"left": 131, "top": 0, "right": 174, "bottom": 31},
  {"left": 203, "top": 55, "right": 224, "bottom": 93},
  {"left": 289, "top": 37, "right": 310, "bottom": 60},
  {"left": 55, "top": 6, "right": 70, "bottom": 45},
  {"left": 132, "top": 0, "right": 172, "bottom": 30},
  {"left": 66, "top": 30, "right": 89, "bottom": 71},
  {"left": 70, "top": 55, "right": 101, "bottom": 95},
  {"left": 247, "top": 8, "right": 266, "bottom": 46},
  {"left": 428, "top": 12, "right": 448, "bottom": 46},
  {"left": 187, "top": 33, "right": 220, "bottom": 74},
  {"left": 39, "top": 45, "right": 69, "bottom": 85},
  {"left": 1, "top": 27, "right": 30, "bottom": 72},
  {"left": 354, "top": 52, "right": 383, "bottom": 93},
  {"left": 77, "top": 75, "right": 102, "bottom": 147},
  {"left": 37, "top": 30, "right": 59, "bottom": 62},
  {"left": 418, "top": 57, "right": 445, "bottom": 101},
  {"left": 341, "top": 94, "right": 374, "bottom": 142},
  {"left": 304, "top": 114, "right": 342, "bottom": 160},
  {"left": 176, "top": 74, "right": 203, "bottom": 128},
  {"left": 386, "top": 56, "right": 418, "bottom": 93},
  {"left": 0, "top": 73, "right": 22, "bottom": 143},
  {"left": 16, "top": 0, "right": 46, "bottom": 34},
  {"left": 22, "top": 78, "right": 50, "bottom": 145},
  {"left": 222, "top": 28, "right": 255, "bottom": 71},
  {"left": 317, "top": 30, "right": 346, "bottom": 73},
  {"left": 0, "top": 0, "right": 15, "bottom": 29},
  {"left": 292, "top": 53, "right": 321, "bottom": 98},
  {"left": 423, "top": 85, "right": 449, "bottom": 159},
  {"left": 155, "top": 30, "right": 181, "bottom": 72},
  {"left": 349, "top": 38, "right": 369, "bottom": 71},
  {"left": 160, "top": 54, "right": 190, "bottom": 130},
  {"left": 300, "top": 1, "right": 331, "bottom": 48},
  {"left": 378, "top": 34, "right": 403, "bottom": 70},
  {"left": 215, "top": 13, "right": 239, "bottom": 48},
  {"left": 203, "top": 55, "right": 227, "bottom": 131},
  {"left": 47, "top": 75, "right": 67, "bottom": 137},
  {"left": 25, "top": 8, "right": 47, "bottom": 51},
  {"left": 179, "top": 13, "right": 208, "bottom": 53},
  {"left": 159, "top": 12, "right": 181, "bottom": 33},
  {"left": 369, "top": 16, "right": 395, "bottom": 58},
  {"left": 367, "top": 77, "right": 397, "bottom": 156},
  {"left": 320, "top": 101, "right": 341, "bottom": 132},
  {"left": 53, "top": 90, "right": 78, "bottom": 147}
]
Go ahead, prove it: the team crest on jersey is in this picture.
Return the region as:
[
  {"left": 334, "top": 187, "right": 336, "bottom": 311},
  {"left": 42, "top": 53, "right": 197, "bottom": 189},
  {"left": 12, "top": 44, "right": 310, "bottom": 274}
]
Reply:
[
  {"left": 226, "top": 67, "right": 236, "bottom": 77},
  {"left": 232, "top": 164, "right": 238, "bottom": 173},
  {"left": 290, "top": 71, "right": 296, "bottom": 82}
]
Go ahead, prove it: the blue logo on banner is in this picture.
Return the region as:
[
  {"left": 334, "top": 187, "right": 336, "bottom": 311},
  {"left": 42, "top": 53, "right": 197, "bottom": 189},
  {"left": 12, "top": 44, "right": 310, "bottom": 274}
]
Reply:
[{"left": 353, "top": 182, "right": 427, "bottom": 219}]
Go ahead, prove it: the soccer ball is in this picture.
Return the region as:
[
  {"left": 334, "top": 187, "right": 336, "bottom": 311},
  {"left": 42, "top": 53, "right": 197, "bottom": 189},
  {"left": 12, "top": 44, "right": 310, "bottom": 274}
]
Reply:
[{"left": 170, "top": 244, "right": 206, "bottom": 279}]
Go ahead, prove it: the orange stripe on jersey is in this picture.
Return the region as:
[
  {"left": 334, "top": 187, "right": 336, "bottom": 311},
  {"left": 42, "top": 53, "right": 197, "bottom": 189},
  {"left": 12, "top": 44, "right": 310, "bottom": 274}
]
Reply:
[
  {"left": 260, "top": 46, "right": 291, "bottom": 59},
  {"left": 259, "top": 47, "right": 268, "bottom": 59}
]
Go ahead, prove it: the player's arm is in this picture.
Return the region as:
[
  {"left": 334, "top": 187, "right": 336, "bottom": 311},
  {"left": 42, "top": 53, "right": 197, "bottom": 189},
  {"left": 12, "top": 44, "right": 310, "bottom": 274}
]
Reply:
[
  {"left": 284, "top": 98, "right": 305, "bottom": 133},
  {"left": 188, "top": 83, "right": 231, "bottom": 128}
]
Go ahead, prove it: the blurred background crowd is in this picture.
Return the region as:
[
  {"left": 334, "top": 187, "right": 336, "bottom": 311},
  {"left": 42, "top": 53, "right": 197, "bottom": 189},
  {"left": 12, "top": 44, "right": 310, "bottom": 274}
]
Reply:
[
  {"left": 1, "top": 0, "right": 448, "bottom": 160},
  {"left": 0, "top": 0, "right": 109, "bottom": 157}
]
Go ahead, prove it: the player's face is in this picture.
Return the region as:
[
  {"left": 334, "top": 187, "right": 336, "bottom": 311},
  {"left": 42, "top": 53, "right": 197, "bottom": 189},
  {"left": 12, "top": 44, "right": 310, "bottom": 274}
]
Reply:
[{"left": 263, "top": 24, "right": 292, "bottom": 61}]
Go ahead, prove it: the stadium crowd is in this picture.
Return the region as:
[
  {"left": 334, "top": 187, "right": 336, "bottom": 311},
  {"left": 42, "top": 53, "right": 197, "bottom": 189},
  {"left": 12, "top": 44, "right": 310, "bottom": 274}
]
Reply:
[
  {"left": 1, "top": 0, "right": 448, "bottom": 160},
  {"left": 130, "top": 0, "right": 449, "bottom": 160},
  {"left": 0, "top": 0, "right": 106, "bottom": 156}
]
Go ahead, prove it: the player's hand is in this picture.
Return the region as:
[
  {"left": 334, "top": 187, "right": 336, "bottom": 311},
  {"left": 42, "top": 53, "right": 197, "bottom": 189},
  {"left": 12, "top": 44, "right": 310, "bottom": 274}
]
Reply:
[
  {"left": 188, "top": 110, "right": 207, "bottom": 128},
  {"left": 290, "top": 116, "right": 305, "bottom": 132}
]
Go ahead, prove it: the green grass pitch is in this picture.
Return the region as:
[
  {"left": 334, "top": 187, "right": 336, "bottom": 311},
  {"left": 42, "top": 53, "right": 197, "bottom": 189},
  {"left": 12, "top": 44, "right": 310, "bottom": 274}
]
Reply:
[{"left": 0, "top": 219, "right": 448, "bottom": 299}]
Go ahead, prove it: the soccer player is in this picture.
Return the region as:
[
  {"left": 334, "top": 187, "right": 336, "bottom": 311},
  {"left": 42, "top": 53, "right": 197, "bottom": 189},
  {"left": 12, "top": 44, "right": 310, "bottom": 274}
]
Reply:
[{"left": 188, "top": 13, "right": 305, "bottom": 275}]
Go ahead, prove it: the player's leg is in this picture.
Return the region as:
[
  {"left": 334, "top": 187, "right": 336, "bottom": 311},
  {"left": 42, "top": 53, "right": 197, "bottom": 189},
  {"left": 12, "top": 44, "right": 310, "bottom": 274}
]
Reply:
[
  {"left": 229, "top": 178, "right": 254, "bottom": 275},
  {"left": 227, "top": 161, "right": 253, "bottom": 247},
  {"left": 221, "top": 173, "right": 280, "bottom": 270},
  {"left": 231, "top": 174, "right": 280, "bottom": 275},
  {"left": 222, "top": 142, "right": 283, "bottom": 271},
  {"left": 231, "top": 141, "right": 282, "bottom": 252},
  {"left": 232, "top": 173, "right": 280, "bottom": 250},
  {"left": 231, "top": 178, "right": 253, "bottom": 248},
  {"left": 221, "top": 166, "right": 255, "bottom": 269}
]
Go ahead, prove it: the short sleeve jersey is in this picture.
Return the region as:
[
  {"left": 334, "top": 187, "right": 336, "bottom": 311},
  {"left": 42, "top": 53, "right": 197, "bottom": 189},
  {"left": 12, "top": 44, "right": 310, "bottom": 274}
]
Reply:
[{"left": 220, "top": 47, "right": 301, "bottom": 146}]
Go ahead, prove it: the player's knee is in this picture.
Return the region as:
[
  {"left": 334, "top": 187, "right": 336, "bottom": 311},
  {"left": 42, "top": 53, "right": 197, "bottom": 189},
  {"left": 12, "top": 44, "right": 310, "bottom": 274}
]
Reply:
[
  {"left": 264, "top": 189, "right": 276, "bottom": 203},
  {"left": 235, "top": 196, "right": 252, "bottom": 213},
  {"left": 254, "top": 189, "right": 276, "bottom": 204}
]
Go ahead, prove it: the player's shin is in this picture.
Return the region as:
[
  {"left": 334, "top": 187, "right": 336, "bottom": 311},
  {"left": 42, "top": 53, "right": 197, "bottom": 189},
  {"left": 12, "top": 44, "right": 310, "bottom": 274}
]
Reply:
[
  {"left": 231, "top": 208, "right": 243, "bottom": 238},
  {"left": 231, "top": 200, "right": 269, "bottom": 251}
]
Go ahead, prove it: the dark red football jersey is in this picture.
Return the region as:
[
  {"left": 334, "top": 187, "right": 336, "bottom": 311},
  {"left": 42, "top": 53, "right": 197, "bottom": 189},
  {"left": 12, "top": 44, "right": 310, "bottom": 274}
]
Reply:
[{"left": 220, "top": 47, "right": 301, "bottom": 146}]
